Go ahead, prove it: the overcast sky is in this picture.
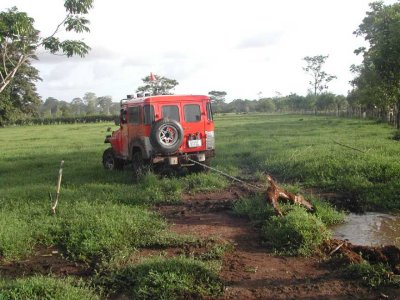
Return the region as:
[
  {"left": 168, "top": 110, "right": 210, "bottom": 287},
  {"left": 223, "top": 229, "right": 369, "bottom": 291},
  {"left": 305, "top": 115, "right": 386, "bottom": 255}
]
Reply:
[{"left": 1, "top": 0, "right": 395, "bottom": 102}]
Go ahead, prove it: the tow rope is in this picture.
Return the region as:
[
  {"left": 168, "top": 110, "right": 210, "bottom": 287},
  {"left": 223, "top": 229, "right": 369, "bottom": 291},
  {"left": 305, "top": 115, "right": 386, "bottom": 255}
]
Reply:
[{"left": 186, "top": 157, "right": 264, "bottom": 191}]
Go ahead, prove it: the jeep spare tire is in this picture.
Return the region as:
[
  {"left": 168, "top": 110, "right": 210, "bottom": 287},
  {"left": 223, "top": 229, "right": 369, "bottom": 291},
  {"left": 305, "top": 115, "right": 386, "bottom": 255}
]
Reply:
[{"left": 150, "top": 118, "right": 184, "bottom": 154}]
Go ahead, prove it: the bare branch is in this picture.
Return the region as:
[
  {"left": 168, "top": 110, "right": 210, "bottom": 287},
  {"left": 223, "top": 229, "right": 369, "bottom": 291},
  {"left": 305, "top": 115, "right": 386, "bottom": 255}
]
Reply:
[{"left": 38, "top": 15, "right": 70, "bottom": 48}]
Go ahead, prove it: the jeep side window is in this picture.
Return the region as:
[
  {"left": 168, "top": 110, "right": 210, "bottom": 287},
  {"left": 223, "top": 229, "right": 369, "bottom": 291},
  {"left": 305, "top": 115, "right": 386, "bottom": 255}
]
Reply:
[
  {"left": 128, "top": 106, "right": 140, "bottom": 124},
  {"left": 162, "top": 105, "right": 180, "bottom": 121},
  {"left": 120, "top": 109, "right": 127, "bottom": 124},
  {"left": 143, "top": 105, "right": 155, "bottom": 125},
  {"left": 184, "top": 104, "right": 201, "bottom": 122},
  {"left": 206, "top": 102, "right": 213, "bottom": 121}
]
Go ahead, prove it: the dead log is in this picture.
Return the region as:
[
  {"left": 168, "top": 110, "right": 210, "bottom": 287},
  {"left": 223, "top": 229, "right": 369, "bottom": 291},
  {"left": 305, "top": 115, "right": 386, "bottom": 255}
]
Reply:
[{"left": 265, "top": 175, "right": 314, "bottom": 216}]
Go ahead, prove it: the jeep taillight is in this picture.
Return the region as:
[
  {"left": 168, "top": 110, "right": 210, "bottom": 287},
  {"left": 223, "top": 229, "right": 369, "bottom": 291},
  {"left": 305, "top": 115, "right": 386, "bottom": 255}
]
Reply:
[{"left": 205, "top": 131, "right": 215, "bottom": 149}]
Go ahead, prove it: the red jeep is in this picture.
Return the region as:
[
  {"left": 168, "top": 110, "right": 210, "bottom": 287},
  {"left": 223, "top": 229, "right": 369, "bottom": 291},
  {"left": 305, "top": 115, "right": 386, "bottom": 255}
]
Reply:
[{"left": 103, "top": 94, "right": 215, "bottom": 175}]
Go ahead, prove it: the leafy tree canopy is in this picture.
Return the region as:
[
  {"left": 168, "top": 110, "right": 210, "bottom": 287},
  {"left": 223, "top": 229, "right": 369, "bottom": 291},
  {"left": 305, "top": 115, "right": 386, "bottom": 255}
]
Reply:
[
  {"left": 208, "top": 91, "right": 227, "bottom": 105},
  {"left": 303, "top": 55, "right": 337, "bottom": 96},
  {"left": 0, "top": 0, "right": 93, "bottom": 94},
  {"left": 136, "top": 74, "right": 179, "bottom": 95}
]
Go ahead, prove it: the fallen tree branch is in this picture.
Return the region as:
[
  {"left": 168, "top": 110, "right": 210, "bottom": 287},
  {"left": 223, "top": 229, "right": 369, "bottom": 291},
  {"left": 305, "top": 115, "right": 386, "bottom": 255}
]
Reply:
[
  {"left": 51, "top": 160, "right": 64, "bottom": 215},
  {"left": 329, "top": 242, "right": 345, "bottom": 256},
  {"left": 265, "top": 175, "right": 314, "bottom": 216}
]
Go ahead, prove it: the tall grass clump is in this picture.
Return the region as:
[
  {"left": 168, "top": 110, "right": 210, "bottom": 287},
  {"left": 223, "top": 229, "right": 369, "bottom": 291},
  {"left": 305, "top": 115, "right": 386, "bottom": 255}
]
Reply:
[
  {"left": 52, "top": 202, "right": 167, "bottom": 263},
  {"left": 232, "top": 195, "right": 275, "bottom": 226},
  {"left": 0, "top": 276, "right": 99, "bottom": 300},
  {"left": 98, "top": 257, "right": 223, "bottom": 299},
  {"left": 262, "top": 206, "right": 331, "bottom": 256},
  {"left": 311, "top": 198, "right": 345, "bottom": 225},
  {"left": 0, "top": 211, "right": 34, "bottom": 260}
]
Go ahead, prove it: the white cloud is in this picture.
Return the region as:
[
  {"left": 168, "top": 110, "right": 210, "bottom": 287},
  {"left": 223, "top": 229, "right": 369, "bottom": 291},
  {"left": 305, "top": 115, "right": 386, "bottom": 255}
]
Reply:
[{"left": 0, "top": 0, "right": 390, "bottom": 102}]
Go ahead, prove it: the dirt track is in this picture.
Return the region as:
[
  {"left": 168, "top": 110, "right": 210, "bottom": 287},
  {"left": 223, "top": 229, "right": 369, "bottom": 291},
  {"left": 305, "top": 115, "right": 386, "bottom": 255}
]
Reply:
[
  {"left": 156, "top": 187, "right": 400, "bottom": 300},
  {"left": 1, "top": 186, "right": 399, "bottom": 299}
]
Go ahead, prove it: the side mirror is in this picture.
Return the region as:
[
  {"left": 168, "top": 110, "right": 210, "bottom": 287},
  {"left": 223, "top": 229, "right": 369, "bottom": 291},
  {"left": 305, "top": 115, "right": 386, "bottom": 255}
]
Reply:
[{"left": 114, "top": 118, "right": 120, "bottom": 126}]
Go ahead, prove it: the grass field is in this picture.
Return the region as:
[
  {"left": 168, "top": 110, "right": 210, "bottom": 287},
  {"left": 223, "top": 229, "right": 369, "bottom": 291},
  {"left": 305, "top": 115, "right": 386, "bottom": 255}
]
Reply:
[{"left": 1, "top": 113, "right": 399, "bottom": 297}]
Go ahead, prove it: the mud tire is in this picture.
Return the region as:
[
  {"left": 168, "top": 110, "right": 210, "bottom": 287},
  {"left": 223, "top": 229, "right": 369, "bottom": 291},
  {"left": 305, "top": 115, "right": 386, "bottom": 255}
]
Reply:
[{"left": 102, "top": 148, "right": 124, "bottom": 170}]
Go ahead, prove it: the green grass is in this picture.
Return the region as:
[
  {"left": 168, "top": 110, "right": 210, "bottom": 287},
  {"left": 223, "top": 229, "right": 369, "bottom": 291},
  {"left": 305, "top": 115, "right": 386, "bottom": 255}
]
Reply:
[
  {"left": 233, "top": 192, "right": 343, "bottom": 256},
  {"left": 344, "top": 261, "right": 400, "bottom": 288},
  {"left": 97, "top": 257, "right": 223, "bottom": 299},
  {"left": 0, "top": 123, "right": 228, "bottom": 261},
  {"left": 51, "top": 202, "right": 167, "bottom": 263},
  {"left": 0, "top": 276, "right": 99, "bottom": 300},
  {"left": 1, "top": 114, "right": 400, "bottom": 295},
  {"left": 215, "top": 114, "right": 400, "bottom": 211},
  {"left": 262, "top": 206, "right": 331, "bottom": 256}
]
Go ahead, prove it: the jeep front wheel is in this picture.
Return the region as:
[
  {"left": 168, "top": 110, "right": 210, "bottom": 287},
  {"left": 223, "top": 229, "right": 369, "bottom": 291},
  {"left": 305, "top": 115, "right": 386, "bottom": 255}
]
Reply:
[
  {"left": 102, "top": 148, "right": 124, "bottom": 170},
  {"left": 150, "top": 118, "right": 184, "bottom": 155}
]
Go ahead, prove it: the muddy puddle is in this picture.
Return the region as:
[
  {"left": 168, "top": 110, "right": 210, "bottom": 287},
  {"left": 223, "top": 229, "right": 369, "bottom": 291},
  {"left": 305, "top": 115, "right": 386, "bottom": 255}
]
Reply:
[{"left": 333, "top": 212, "right": 400, "bottom": 247}]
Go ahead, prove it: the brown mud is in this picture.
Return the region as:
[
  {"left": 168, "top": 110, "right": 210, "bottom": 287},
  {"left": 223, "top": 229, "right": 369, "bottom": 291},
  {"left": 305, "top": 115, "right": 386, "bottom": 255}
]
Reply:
[
  {"left": 0, "top": 247, "right": 89, "bottom": 278},
  {"left": 156, "top": 186, "right": 400, "bottom": 300}
]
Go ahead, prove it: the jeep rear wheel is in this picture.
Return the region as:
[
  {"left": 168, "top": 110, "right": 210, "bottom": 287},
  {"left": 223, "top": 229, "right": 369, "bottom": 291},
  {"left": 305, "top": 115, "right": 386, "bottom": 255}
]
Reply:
[
  {"left": 102, "top": 148, "right": 124, "bottom": 170},
  {"left": 150, "top": 118, "right": 184, "bottom": 155},
  {"left": 132, "top": 151, "right": 150, "bottom": 179}
]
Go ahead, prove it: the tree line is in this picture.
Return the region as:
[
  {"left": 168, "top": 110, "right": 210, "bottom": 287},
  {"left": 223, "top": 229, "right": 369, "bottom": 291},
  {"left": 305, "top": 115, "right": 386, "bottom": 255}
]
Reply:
[{"left": 2, "top": 1, "right": 400, "bottom": 127}]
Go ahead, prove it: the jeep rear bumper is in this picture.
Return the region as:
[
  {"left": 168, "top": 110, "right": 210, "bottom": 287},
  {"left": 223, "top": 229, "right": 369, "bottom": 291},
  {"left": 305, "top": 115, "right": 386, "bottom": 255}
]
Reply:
[{"left": 151, "top": 150, "right": 215, "bottom": 166}]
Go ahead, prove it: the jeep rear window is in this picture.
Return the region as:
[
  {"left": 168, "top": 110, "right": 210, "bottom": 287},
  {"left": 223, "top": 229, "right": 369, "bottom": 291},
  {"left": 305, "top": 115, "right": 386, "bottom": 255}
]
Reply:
[
  {"left": 162, "top": 105, "right": 180, "bottom": 121},
  {"left": 143, "top": 105, "right": 154, "bottom": 125},
  {"left": 184, "top": 104, "right": 201, "bottom": 122},
  {"left": 128, "top": 106, "right": 140, "bottom": 124}
]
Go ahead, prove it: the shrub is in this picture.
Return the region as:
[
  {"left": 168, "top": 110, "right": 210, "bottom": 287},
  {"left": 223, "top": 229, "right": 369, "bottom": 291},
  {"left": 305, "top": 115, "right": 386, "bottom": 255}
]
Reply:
[
  {"left": 392, "top": 130, "right": 400, "bottom": 141},
  {"left": 99, "top": 257, "right": 223, "bottom": 299},
  {"left": 345, "top": 261, "right": 400, "bottom": 288},
  {"left": 0, "top": 276, "right": 99, "bottom": 300},
  {"left": 262, "top": 206, "right": 331, "bottom": 256},
  {"left": 8, "top": 115, "right": 118, "bottom": 126}
]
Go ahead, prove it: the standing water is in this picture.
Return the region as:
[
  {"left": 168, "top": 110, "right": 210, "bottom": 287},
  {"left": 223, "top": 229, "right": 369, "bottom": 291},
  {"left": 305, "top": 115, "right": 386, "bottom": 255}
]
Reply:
[{"left": 333, "top": 212, "right": 400, "bottom": 248}]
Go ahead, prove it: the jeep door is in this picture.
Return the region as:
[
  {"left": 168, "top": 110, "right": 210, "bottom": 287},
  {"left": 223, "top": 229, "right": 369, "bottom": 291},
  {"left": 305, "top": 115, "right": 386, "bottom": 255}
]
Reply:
[
  {"left": 127, "top": 105, "right": 145, "bottom": 157},
  {"left": 180, "top": 101, "right": 207, "bottom": 153}
]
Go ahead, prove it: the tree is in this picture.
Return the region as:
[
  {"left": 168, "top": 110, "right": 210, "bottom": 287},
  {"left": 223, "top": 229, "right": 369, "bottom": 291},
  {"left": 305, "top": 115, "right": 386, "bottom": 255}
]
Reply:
[
  {"left": 334, "top": 95, "right": 348, "bottom": 116},
  {"left": 83, "top": 92, "right": 97, "bottom": 115},
  {"left": 353, "top": 1, "right": 400, "bottom": 128},
  {"left": 97, "top": 96, "right": 112, "bottom": 115},
  {"left": 40, "top": 97, "right": 59, "bottom": 117},
  {"left": 316, "top": 93, "right": 336, "bottom": 112},
  {"left": 136, "top": 74, "right": 178, "bottom": 95},
  {"left": 0, "top": 0, "right": 93, "bottom": 94},
  {"left": 208, "top": 91, "right": 227, "bottom": 105},
  {"left": 256, "top": 98, "right": 275, "bottom": 112},
  {"left": 0, "top": 57, "right": 41, "bottom": 124},
  {"left": 303, "top": 55, "right": 337, "bottom": 96},
  {"left": 70, "top": 97, "right": 85, "bottom": 115},
  {"left": 208, "top": 90, "right": 227, "bottom": 113}
]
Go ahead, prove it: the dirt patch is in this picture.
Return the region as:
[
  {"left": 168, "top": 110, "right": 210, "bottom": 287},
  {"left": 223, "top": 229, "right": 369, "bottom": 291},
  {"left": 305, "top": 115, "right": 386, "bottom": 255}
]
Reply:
[
  {"left": 323, "top": 239, "right": 400, "bottom": 274},
  {"left": 0, "top": 247, "right": 90, "bottom": 278},
  {"left": 156, "top": 186, "right": 400, "bottom": 300}
]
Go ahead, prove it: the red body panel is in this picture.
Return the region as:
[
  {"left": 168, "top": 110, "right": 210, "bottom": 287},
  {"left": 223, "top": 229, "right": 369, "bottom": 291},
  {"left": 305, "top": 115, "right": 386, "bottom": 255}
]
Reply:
[{"left": 108, "top": 95, "right": 214, "bottom": 162}]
